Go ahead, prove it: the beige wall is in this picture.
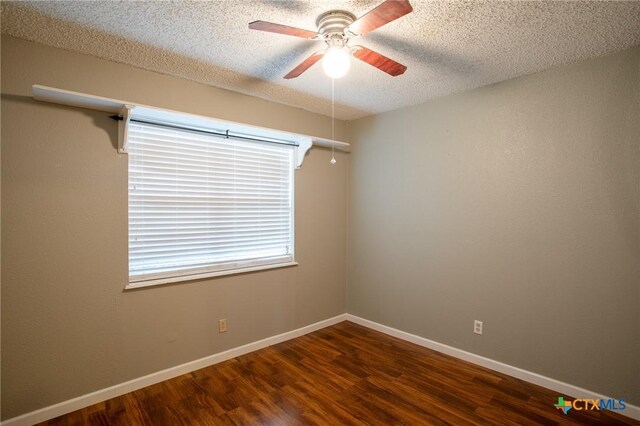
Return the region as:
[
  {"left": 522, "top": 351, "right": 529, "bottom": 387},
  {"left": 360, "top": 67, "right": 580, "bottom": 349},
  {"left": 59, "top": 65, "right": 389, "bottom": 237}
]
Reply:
[
  {"left": 1, "top": 36, "right": 348, "bottom": 420},
  {"left": 348, "top": 47, "right": 640, "bottom": 404}
]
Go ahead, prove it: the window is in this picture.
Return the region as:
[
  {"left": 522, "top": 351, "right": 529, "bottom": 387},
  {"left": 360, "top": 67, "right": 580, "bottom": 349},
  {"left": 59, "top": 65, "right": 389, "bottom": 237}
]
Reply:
[{"left": 127, "top": 121, "right": 295, "bottom": 288}]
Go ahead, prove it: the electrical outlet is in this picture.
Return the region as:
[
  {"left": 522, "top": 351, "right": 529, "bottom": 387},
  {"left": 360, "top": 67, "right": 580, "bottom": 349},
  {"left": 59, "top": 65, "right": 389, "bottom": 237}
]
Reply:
[
  {"left": 474, "top": 320, "right": 483, "bottom": 335},
  {"left": 219, "top": 319, "right": 227, "bottom": 333}
]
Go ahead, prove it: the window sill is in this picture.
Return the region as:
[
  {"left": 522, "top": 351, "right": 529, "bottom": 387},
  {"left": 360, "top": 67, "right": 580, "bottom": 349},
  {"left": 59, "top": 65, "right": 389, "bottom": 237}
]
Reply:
[{"left": 125, "top": 261, "right": 298, "bottom": 290}]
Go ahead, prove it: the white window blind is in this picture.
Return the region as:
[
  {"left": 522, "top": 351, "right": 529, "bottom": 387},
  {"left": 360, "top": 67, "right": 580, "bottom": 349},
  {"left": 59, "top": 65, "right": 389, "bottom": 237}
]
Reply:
[{"left": 128, "top": 121, "right": 295, "bottom": 286}]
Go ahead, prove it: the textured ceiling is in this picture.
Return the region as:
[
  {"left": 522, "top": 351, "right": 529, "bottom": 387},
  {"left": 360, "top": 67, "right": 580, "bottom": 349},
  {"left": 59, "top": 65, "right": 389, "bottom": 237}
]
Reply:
[{"left": 2, "top": 1, "right": 640, "bottom": 120}]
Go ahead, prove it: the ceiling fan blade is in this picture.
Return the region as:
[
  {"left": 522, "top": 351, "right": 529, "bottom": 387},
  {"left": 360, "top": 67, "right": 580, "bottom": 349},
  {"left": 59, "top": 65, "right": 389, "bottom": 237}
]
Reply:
[
  {"left": 351, "top": 46, "right": 407, "bottom": 76},
  {"left": 347, "top": 0, "right": 413, "bottom": 36},
  {"left": 284, "top": 50, "right": 326, "bottom": 79},
  {"left": 249, "top": 20, "right": 318, "bottom": 39}
]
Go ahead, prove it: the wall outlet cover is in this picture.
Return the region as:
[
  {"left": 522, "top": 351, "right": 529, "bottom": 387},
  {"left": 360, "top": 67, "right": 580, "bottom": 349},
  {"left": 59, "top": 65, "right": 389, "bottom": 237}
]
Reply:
[{"left": 474, "top": 320, "right": 483, "bottom": 335}]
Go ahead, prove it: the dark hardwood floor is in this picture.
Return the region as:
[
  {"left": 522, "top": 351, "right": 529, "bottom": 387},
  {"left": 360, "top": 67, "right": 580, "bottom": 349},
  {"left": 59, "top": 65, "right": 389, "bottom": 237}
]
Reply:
[{"left": 41, "top": 321, "right": 636, "bottom": 425}]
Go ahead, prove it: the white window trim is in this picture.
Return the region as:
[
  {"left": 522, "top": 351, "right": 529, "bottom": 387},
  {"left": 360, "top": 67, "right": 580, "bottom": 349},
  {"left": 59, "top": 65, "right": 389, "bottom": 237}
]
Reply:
[{"left": 125, "top": 261, "right": 299, "bottom": 289}]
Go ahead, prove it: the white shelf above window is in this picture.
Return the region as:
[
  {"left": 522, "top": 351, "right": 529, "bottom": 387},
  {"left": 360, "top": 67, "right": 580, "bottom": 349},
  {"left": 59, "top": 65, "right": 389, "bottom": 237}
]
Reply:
[{"left": 31, "top": 84, "right": 349, "bottom": 168}]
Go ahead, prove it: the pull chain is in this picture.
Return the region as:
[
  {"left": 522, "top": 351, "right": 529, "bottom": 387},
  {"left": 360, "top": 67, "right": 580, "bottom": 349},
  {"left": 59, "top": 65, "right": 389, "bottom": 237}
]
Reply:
[{"left": 330, "top": 78, "right": 336, "bottom": 165}]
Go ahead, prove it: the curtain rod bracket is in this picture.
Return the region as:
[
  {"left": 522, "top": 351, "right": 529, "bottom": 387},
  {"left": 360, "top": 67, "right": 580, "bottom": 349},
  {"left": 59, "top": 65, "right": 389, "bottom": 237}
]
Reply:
[
  {"left": 117, "top": 105, "right": 135, "bottom": 154},
  {"left": 295, "top": 139, "right": 313, "bottom": 169}
]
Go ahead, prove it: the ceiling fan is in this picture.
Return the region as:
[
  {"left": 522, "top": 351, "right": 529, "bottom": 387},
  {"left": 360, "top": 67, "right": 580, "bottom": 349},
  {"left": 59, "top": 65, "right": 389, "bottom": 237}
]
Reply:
[{"left": 249, "top": 0, "right": 413, "bottom": 79}]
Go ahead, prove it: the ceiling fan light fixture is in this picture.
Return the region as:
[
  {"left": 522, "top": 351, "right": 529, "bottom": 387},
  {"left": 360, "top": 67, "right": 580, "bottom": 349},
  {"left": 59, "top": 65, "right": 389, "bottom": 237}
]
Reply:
[
  {"left": 322, "top": 46, "right": 351, "bottom": 79},
  {"left": 248, "top": 0, "right": 412, "bottom": 79}
]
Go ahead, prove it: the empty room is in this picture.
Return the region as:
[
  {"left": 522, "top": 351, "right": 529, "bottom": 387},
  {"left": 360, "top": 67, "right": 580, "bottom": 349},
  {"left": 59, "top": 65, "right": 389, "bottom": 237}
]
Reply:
[{"left": 1, "top": 1, "right": 638, "bottom": 425}]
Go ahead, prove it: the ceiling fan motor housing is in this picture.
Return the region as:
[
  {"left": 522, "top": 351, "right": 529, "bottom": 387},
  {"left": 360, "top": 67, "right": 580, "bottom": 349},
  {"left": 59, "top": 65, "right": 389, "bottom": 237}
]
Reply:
[{"left": 316, "top": 10, "right": 356, "bottom": 43}]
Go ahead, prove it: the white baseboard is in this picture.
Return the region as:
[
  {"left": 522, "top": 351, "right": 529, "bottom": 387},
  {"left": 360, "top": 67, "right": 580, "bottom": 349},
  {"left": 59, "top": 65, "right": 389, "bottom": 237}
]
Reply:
[
  {"left": 5, "top": 312, "right": 638, "bottom": 425},
  {"left": 345, "top": 314, "right": 640, "bottom": 422},
  {"left": 1, "top": 314, "right": 348, "bottom": 426}
]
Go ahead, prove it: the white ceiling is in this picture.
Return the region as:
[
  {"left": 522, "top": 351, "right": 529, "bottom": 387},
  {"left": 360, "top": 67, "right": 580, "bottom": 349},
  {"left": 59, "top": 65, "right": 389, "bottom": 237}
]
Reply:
[{"left": 2, "top": 1, "right": 640, "bottom": 120}]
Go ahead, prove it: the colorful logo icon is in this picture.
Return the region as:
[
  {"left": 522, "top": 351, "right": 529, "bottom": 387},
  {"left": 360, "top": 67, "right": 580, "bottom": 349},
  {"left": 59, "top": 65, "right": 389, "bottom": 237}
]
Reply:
[
  {"left": 555, "top": 397, "right": 572, "bottom": 414},
  {"left": 554, "top": 396, "right": 626, "bottom": 414}
]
